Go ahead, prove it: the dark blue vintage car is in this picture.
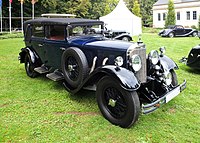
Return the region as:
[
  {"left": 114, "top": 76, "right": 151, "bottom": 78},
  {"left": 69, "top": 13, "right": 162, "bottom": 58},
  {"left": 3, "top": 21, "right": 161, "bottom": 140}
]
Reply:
[
  {"left": 19, "top": 18, "right": 186, "bottom": 128},
  {"left": 159, "top": 25, "right": 198, "bottom": 38}
]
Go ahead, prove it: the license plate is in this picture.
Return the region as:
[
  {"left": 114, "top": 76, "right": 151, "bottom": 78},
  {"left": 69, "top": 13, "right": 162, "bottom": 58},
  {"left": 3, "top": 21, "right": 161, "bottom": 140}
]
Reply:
[{"left": 165, "top": 86, "right": 180, "bottom": 103}]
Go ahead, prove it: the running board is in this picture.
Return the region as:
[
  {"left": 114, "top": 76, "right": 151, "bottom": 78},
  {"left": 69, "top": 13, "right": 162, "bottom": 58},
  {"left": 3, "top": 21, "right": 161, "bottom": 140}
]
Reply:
[
  {"left": 46, "top": 71, "right": 64, "bottom": 81},
  {"left": 34, "top": 65, "right": 49, "bottom": 74}
]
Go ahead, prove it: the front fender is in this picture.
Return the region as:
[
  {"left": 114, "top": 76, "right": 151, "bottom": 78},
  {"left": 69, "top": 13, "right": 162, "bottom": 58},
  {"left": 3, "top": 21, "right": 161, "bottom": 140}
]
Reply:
[
  {"left": 160, "top": 55, "right": 178, "bottom": 71},
  {"left": 94, "top": 65, "right": 140, "bottom": 91}
]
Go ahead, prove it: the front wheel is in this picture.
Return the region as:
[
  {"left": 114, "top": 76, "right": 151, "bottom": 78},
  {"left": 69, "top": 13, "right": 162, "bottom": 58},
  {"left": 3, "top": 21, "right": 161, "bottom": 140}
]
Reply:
[
  {"left": 168, "top": 32, "right": 174, "bottom": 38},
  {"left": 122, "top": 36, "right": 131, "bottom": 41},
  {"left": 96, "top": 76, "right": 140, "bottom": 128}
]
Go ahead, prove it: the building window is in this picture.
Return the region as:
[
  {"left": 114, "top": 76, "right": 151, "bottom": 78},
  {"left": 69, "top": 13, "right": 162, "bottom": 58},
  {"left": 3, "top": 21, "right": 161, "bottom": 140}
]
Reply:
[
  {"left": 186, "top": 11, "right": 190, "bottom": 20},
  {"left": 193, "top": 11, "right": 197, "bottom": 20},
  {"left": 158, "top": 13, "right": 161, "bottom": 21},
  {"left": 163, "top": 13, "right": 166, "bottom": 21},
  {"left": 177, "top": 12, "right": 180, "bottom": 20}
]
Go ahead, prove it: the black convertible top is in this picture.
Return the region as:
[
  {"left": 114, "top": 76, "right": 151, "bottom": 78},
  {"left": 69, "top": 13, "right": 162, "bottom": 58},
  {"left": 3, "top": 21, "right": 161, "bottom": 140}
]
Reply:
[{"left": 24, "top": 18, "right": 104, "bottom": 26}]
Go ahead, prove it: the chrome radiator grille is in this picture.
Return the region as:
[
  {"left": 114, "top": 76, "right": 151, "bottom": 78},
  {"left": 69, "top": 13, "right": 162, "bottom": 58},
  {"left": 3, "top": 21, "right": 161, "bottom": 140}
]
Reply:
[{"left": 128, "top": 46, "right": 147, "bottom": 83}]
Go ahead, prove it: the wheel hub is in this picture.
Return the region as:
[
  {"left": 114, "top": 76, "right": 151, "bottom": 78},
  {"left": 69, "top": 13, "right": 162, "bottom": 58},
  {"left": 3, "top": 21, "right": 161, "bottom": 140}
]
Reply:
[
  {"left": 68, "top": 65, "right": 74, "bottom": 72},
  {"left": 108, "top": 99, "right": 117, "bottom": 107}
]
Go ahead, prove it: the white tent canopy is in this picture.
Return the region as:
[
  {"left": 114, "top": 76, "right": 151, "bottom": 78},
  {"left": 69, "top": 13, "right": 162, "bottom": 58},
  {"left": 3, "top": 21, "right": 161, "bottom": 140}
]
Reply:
[{"left": 100, "top": 0, "right": 142, "bottom": 36}]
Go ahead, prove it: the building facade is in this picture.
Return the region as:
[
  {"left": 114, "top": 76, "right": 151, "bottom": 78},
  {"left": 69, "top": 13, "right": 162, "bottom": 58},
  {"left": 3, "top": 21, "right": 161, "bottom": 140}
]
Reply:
[{"left": 153, "top": 0, "right": 200, "bottom": 28}]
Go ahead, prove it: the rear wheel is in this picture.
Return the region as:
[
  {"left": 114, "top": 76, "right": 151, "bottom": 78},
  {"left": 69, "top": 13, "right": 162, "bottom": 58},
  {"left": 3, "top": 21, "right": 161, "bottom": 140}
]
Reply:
[
  {"left": 192, "top": 32, "right": 198, "bottom": 37},
  {"left": 24, "top": 54, "right": 38, "bottom": 78},
  {"left": 96, "top": 76, "right": 140, "bottom": 128}
]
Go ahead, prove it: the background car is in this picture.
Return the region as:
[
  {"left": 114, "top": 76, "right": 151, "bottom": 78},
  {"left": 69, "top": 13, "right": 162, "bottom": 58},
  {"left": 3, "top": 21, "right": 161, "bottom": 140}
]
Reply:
[
  {"left": 159, "top": 25, "right": 198, "bottom": 38},
  {"left": 19, "top": 18, "right": 186, "bottom": 128},
  {"left": 181, "top": 44, "right": 200, "bottom": 70},
  {"left": 104, "top": 30, "right": 132, "bottom": 41}
]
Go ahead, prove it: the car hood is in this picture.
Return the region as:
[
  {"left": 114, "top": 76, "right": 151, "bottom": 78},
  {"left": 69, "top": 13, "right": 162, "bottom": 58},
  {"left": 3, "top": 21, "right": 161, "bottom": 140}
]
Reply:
[{"left": 68, "top": 35, "right": 133, "bottom": 51}]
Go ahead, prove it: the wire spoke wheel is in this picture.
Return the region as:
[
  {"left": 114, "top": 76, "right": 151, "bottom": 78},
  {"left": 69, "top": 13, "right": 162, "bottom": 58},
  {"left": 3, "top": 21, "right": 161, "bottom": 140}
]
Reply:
[
  {"left": 96, "top": 76, "right": 140, "bottom": 128},
  {"left": 61, "top": 47, "right": 88, "bottom": 88}
]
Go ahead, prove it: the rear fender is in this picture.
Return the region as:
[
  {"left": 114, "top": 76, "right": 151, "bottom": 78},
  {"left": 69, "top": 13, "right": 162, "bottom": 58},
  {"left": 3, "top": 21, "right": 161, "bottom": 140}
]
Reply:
[{"left": 19, "top": 47, "right": 37, "bottom": 63}]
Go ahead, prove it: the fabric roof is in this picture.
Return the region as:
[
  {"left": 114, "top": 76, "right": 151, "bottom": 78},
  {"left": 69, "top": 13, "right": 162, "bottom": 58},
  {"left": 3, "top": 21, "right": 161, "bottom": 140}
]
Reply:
[{"left": 24, "top": 18, "right": 104, "bottom": 26}]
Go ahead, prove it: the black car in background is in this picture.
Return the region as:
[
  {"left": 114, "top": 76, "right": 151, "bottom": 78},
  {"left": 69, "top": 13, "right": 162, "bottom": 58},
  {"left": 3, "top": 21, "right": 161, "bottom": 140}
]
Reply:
[
  {"left": 104, "top": 30, "right": 132, "bottom": 41},
  {"left": 181, "top": 44, "right": 200, "bottom": 70},
  {"left": 19, "top": 18, "right": 186, "bottom": 128},
  {"left": 159, "top": 25, "right": 198, "bottom": 38}
]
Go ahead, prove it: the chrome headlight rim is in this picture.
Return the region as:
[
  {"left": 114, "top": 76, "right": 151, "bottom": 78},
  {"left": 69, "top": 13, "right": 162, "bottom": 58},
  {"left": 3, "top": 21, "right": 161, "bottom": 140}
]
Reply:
[
  {"left": 149, "top": 50, "right": 159, "bottom": 65},
  {"left": 115, "top": 56, "right": 124, "bottom": 67},
  {"left": 131, "top": 54, "right": 142, "bottom": 72}
]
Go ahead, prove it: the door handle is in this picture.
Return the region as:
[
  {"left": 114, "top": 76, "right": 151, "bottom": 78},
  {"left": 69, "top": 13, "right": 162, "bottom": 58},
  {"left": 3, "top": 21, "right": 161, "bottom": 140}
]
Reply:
[
  {"left": 38, "top": 44, "right": 44, "bottom": 47},
  {"left": 60, "top": 47, "right": 66, "bottom": 51}
]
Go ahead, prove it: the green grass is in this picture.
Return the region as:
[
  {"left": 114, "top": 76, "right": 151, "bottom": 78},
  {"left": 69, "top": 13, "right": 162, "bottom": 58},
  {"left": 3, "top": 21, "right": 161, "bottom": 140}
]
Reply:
[
  {"left": 0, "top": 35, "right": 200, "bottom": 143},
  {"left": 0, "top": 32, "right": 23, "bottom": 39}
]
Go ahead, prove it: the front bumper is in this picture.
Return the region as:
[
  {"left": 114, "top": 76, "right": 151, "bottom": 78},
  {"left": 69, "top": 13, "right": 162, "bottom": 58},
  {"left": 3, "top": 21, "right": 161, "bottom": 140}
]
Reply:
[{"left": 142, "top": 80, "right": 186, "bottom": 114}]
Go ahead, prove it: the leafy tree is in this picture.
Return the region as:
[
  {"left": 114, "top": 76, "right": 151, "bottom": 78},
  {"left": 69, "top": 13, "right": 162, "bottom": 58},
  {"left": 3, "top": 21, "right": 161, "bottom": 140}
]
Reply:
[
  {"left": 165, "top": 0, "right": 176, "bottom": 28},
  {"left": 198, "top": 15, "right": 200, "bottom": 30},
  {"left": 132, "top": 0, "right": 141, "bottom": 17},
  {"left": 140, "top": 0, "right": 157, "bottom": 26}
]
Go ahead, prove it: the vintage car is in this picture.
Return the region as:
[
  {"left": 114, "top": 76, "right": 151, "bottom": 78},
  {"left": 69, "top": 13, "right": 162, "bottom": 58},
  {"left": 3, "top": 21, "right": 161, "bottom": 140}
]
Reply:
[
  {"left": 19, "top": 18, "right": 186, "bottom": 128},
  {"left": 93, "top": 28, "right": 132, "bottom": 41},
  {"left": 104, "top": 30, "right": 132, "bottom": 41},
  {"left": 181, "top": 44, "right": 200, "bottom": 70},
  {"left": 159, "top": 25, "right": 198, "bottom": 38}
]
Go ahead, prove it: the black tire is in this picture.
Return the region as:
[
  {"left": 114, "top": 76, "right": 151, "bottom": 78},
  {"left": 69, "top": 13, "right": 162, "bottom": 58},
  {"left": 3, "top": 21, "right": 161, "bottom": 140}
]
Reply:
[
  {"left": 170, "top": 69, "right": 178, "bottom": 86},
  {"left": 96, "top": 76, "right": 140, "bottom": 128},
  {"left": 192, "top": 32, "right": 198, "bottom": 37},
  {"left": 61, "top": 47, "right": 88, "bottom": 88},
  {"left": 24, "top": 54, "right": 38, "bottom": 78},
  {"left": 122, "top": 36, "right": 130, "bottom": 41},
  {"left": 168, "top": 32, "right": 174, "bottom": 38}
]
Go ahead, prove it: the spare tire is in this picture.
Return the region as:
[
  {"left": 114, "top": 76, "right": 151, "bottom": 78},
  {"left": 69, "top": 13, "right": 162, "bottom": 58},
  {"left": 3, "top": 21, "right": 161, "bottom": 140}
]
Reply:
[{"left": 61, "top": 47, "right": 88, "bottom": 88}]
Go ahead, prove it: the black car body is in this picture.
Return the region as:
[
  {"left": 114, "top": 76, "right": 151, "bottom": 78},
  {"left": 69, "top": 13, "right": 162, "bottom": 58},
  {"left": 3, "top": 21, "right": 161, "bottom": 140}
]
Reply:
[
  {"left": 19, "top": 18, "right": 186, "bottom": 128},
  {"left": 104, "top": 30, "right": 132, "bottom": 41},
  {"left": 159, "top": 25, "right": 198, "bottom": 38},
  {"left": 186, "top": 45, "right": 200, "bottom": 70}
]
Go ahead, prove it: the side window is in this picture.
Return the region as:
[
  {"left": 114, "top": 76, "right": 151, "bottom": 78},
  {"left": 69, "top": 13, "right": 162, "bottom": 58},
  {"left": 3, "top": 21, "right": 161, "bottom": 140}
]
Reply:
[
  {"left": 32, "top": 25, "right": 44, "bottom": 38},
  {"left": 46, "top": 25, "right": 65, "bottom": 41}
]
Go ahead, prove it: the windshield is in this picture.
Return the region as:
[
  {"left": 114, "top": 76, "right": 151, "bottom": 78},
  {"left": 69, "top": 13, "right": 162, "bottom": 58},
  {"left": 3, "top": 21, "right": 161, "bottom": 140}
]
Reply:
[{"left": 67, "top": 24, "right": 103, "bottom": 38}]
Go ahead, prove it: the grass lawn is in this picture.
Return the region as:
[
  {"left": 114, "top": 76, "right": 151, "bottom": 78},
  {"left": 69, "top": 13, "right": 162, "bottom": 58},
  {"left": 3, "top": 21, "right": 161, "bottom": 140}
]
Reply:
[{"left": 0, "top": 34, "right": 200, "bottom": 142}]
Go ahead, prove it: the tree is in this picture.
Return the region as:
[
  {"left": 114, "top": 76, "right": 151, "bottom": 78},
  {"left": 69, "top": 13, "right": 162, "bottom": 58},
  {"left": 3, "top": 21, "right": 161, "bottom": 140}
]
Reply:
[
  {"left": 132, "top": 0, "right": 141, "bottom": 17},
  {"left": 165, "top": 0, "right": 176, "bottom": 28},
  {"left": 198, "top": 15, "right": 200, "bottom": 30},
  {"left": 140, "top": 0, "right": 157, "bottom": 26}
]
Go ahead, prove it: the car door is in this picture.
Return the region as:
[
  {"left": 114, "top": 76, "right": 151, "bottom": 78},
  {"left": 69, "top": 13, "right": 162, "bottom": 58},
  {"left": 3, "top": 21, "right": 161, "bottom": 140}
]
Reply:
[
  {"left": 43, "top": 25, "right": 67, "bottom": 70},
  {"left": 30, "top": 24, "right": 46, "bottom": 63},
  {"left": 175, "top": 26, "right": 185, "bottom": 36}
]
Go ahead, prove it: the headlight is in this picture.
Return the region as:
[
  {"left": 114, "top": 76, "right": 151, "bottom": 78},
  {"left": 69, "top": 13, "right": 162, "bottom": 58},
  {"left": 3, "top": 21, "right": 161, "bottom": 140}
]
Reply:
[
  {"left": 165, "top": 72, "right": 172, "bottom": 86},
  {"left": 149, "top": 50, "right": 159, "bottom": 65},
  {"left": 115, "top": 56, "right": 123, "bottom": 66},
  {"left": 131, "top": 55, "right": 142, "bottom": 72}
]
